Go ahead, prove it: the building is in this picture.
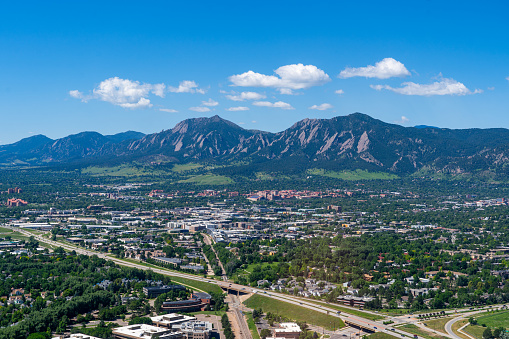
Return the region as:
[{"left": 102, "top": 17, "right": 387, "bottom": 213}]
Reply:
[
  {"left": 143, "top": 285, "right": 186, "bottom": 298},
  {"left": 6, "top": 198, "right": 28, "bottom": 207},
  {"left": 336, "top": 295, "right": 374, "bottom": 307},
  {"left": 151, "top": 314, "right": 196, "bottom": 329},
  {"left": 272, "top": 323, "right": 302, "bottom": 339},
  {"left": 112, "top": 324, "right": 183, "bottom": 339},
  {"left": 161, "top": 298, "right": 208, "bottom": 313},
  {"left": 179, "top": 321, "right": 213, "bottom": 339},
  {"left": 52, "top": 335, "right": 102, "bottom": 339}
]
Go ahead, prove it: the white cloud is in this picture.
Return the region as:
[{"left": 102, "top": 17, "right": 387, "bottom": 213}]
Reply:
[
  {"left": 159, "top": 108, "right": 178, "bottom": 113},
  {"left": 169, "top": 80, "right": 205, "bottom": 94},
  {"left": 202, "top": 98, "right": 219, "bottom": 106},
  {"left": 225, "top": 91, "right": 266, "bottom": 101},
  {"left": 253, "top": 101, "right": 294, "bottom": 110},
  {"left": 506, "top": 76, "right": 509, "bottom": 81},
  {"left": 339, "top": 58, "right": 411, "bottom": 79},
  {"left": 69, "top": 90, "right": 85, "bottom": 100},
  {"left": 279, "top": 88, "right": 294, "bottom": 95},
  {"left": 69, "top": 77, "right": 166, "bottom": 109},
  {"left": 370, "top": 77, "right": 481, "bottom": 96},
  {"left": 190, "top": 106, "right": 211, "bottom": 112},
  {"left": 229, "top": 63, "right": 330, "bottom": 90},
  {"left": 227, "top": 106, "right": 249, "bottom": 111},
  {"left": 335, "top": 89, "right": 344, "bottom": 95},
  {"left": 394, "top": 116, "right": 410, "bottom": 124},
  {"left": 309, "top": 103, "right": 333, "bottom": 111}
]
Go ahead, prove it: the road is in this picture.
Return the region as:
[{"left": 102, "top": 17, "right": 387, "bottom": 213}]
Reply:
[
  {"left": 229, "top": 294, "right": 253, "bottom": 339},
  {"left": 202, "top": 233, "right": 228, "bottom": 281},
  {"left": 15, "top": 227, "right": 507, "bottom": 339}
]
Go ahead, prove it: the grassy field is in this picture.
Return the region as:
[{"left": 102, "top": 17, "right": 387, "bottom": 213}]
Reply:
[
  {"left": 245, "top": 312, "right": 261, "bottom": 339},
  {"left": 275, "top": 295, "right": 384, "bottom": 321},
  {"left": 451, "top": 319, "right": 470, "bottom": 339},
  {"left": 308, "top": 169, "right": 399, "bottom": 180},
  {"left": 170, "top": 276, "right": 223, "bottom": 295},
  {"left": 0, "top": 227, "right": 13, "bottom": 233},
  {"left": 82, "top": 165, "right": 165, "bottom": 177},
  {"left": 178, "top": 174, "right": 233, "bottom": 185},
  {"left": 367, "top": 332, "right": 399, "bottom": 339},
  {"left": 399, "top": 324, "right": 449, "bottom": 339},
  {"left": 422, "top": 317, "right": 454, "bottom": 335},
  {"left": 463, "top": 325, "right": 486, "bottom": 339},
  {"left": 171, "top": 163, "right": 204, "bottom": 172},
  {"left": 475, "top": 310, "right": 509, "bottom": 328},
  {"left": 243, "top": 294, "right": 345, "bottom": 330}
]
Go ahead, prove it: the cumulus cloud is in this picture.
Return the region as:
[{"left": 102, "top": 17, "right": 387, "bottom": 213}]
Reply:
[
  {"left": 335, "top": 89, "right": 344, "bottom": 95},
  {"left": 69, "top": 77, "right": 167, "bottom": 109},
  {"left": 225, "top": 91, "right": 266, "bottom": 101},
  {"left": 394, "top": 116, "right": 410, "bottom": 124},
  {"left": 227, "top": 106, "right": 249, "bottom": 111},
  {"left": 169, "top": 80, "right": 206, "bottom": 94},
  {"left": 229, "top": 63, "right": 330, "bottom": 90},
  {"left": 370, "top": 77, "right": 481, "bottom": 96},
  {"left": 159, "top": 108, "right": 178, "bottom": 113},
  {"left": 69, "top": 77, "right": 211, "bottom": 109},
  {"left": 253, "top": 101, "right": 294, "bottom": 110},
  {"left": 279, "top": 88, "right": 294, "bottom": 95},
  {"left": 190, "top": 106, "right": 211, "bottom": 112},
  {"left": 339, "top": 58, "right": 411, "bottom": 79},
  {"left": 309, "top": 103, "right": 333, "bottom": 111},
  {"left": 69, "top": 90, "right": 85, "bottom": 100},
  {"left": 202, "top": 98, "right": 219, "bottom": 106}
]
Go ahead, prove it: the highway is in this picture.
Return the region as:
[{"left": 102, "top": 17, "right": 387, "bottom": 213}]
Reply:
[{"left": 15, "top": 227, "right": 505, "bottom": 339}]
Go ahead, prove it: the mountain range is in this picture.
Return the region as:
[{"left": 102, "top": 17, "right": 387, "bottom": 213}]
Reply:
[{"left": 2, "top": 113, "right": 509, "bottom": 176}]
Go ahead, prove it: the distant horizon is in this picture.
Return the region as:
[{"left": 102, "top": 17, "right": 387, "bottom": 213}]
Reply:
[
  {"left": 6, "top": 111, "right": 509, "bottom": 146},
  {"left": 1, "top": 1, "right": 508, "bottom": 145}
]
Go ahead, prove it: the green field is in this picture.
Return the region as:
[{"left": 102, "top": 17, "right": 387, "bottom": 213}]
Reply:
[
  {"left": 0, "top": 227, "right": 13, "bottom": 233},
  {"left": 275, "top": 296, "right": 384, "bottom": 321},
  {"left": 178, "top": 174, "right": 233, "bottom": 185},
  {"left": 243, "top": 294, "right": 345, "bottom": 330},
  {"left": 170, "top": 276, "right": 223, "bottom": 295},
  {"left": 475, "top": 310, "right": 509, "bottom": 328},
  {"left": 245, "top": 312, "right": 261, "bottom": 339},
  {"left": 399, "top": 324, "right": 449, "bottom": 339},
  {"left": 171, "top": 163, "right": 204, "bottom": 172},
  {"left": 463, "top": 325, "right": 486, "bottom": 339},
  {"left": 82, "top": 165, "right": 165, "bottom": 177},
  {"left": 308, "top": 169, "right": 399, "bottom": 180},
  {"left": 422, "top": 317, "right": 454, "bottom": 335},
  {"left": 367, "top": 332, "right": 399, "bottom": 339}
]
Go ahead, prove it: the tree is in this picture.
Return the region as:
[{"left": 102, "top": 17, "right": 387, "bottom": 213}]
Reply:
[
  {"left": 260, "top": 329, "right": 272, "bottom": 339},
  {"left": 483, "top": 328, "right": 493, "bottom": 339}
]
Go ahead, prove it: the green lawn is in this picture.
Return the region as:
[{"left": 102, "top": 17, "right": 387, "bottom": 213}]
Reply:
[
  {"left": 308, "top": 168, "right": 399, "bottom": 180},
  {"left": 0, "top": 227, "right": 13, "bottom": 233},
  {"left": 243, "top": 294, "right": 345, "bottom": 330},
  {"left": 475, "top": 310, "right": 509, "bottom": 328},
  {"left": 170, "top": 276, "right": 223, "bottom": 295},
  {"left": 245, "top": 312, "right": 261, "bottom": 339},
  {"left": 275, "top": 295, "right": 384, "bottom": 321},
  {"left": 367, "top": 332, "right": 399, "bottom": 339},
  {"left": 399, "top": 324, "right": 449, "bottom": 339},
  {"left": 463, "top": 325, "right": 486, "bottom": 339},
  {"left": 178, "top": 174, "right": 233, "bottom": 185},
  {"left": 422, "top": 317, "right": 454, "bottom": 335}
]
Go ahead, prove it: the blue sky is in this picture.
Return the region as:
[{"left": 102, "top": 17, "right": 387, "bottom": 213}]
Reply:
[{"left": 0, "top": 0, "right": 508, "bottom": 144}]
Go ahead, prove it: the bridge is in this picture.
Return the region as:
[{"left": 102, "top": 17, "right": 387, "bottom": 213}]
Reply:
[{"left": 344, "top": 319, "right": 376, "bottom": 333}]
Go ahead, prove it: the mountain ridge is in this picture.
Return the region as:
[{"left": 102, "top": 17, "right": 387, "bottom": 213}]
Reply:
[{"left": 2, "top": 113, "right": 509, "bottom": 176}]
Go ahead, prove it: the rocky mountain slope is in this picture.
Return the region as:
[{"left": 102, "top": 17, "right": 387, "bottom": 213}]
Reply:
[{"left": 3, "top": 113, "right": 509, "bottom": 175}]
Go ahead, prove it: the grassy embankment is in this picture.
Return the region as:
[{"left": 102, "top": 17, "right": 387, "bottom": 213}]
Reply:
[{"left": 243, "top": 294, "right": 345, "bottom": 331}]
